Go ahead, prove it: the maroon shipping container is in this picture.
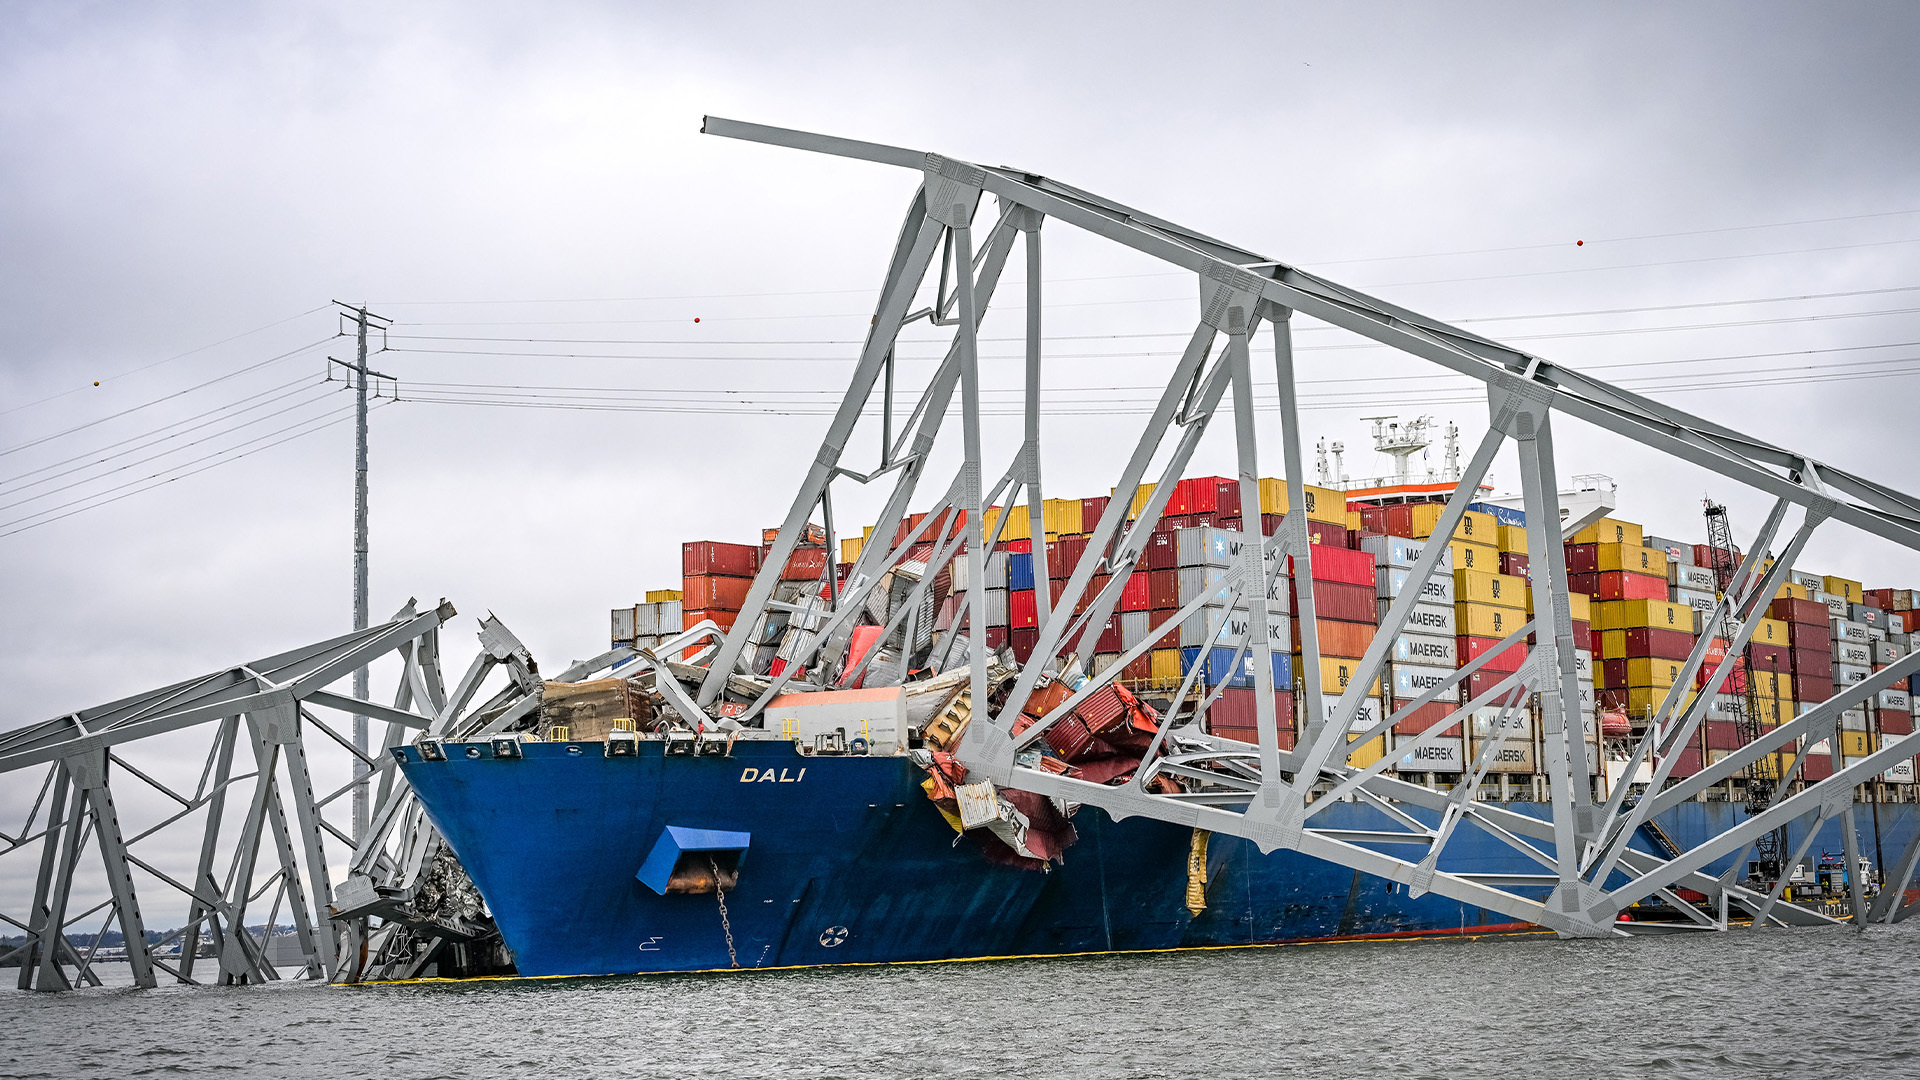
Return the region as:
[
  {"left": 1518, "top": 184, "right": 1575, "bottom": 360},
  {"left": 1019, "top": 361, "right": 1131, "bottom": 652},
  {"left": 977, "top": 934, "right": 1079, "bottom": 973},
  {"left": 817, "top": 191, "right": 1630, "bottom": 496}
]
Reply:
[
  {"left": 1048, "top": 536, "right": 1088, "bottom": 579},
  {"left": 1213, "top": 480, "right": 1242, "bottom": 518},
  {"left": 1795, "top": 674, "right": 1836, "bottom": 703},
  {"left": 1081, "top": 574, "right": 1110, "bottom": 616},
  {"left": 1568, "top": 572, "right": 1602, "bottom": 597},
  {"left": 778, "top": 546, "right": 830, "bottom": 581},
  {"left": 1749, "top": 643, "right": 1790, "bottom": 672},
  {"left": 1049, "top": 578, "right": 1067, "bottom": 612},
  {"left": 1207, "top": 687, "right": 1296, "bottom": 740},
  {"left": 1595, "top": 571, "right": 1666, "bottom": 602},
  {"left": 1499, "top": 552, "right": 1531, "bottom": 579},
  {"left": 1214, "top": 515, "right": 1243, "bottom": 533},
  {"left": 1308, "top": 521, "right": 1349, "bottom": 549},
  {"left": 1010, "top": 626, "right": 1039, "bottom": 664},
  {"left": 1617, "top": 627, "right": 1694, "bottom": 660},
  {"left": 682, "top": 574, "right": 752, "bottom": 612},
  {"left": 1883, "top": 711, "right": 1914, "bottom": 736},
  {"left": 1299, "top": 581, "right": 1378, "bottom": 623},
  {"left": 1010, "top": 590, "right": 1038, "bottom": 629},
  {"left": 1786, "top": 623, "right": 1832, "bottom": 650},
  {"left": 1118, "top": 572, "right": 1151, "bottom": 612},
  {"left": 1359, "top": 505, "right": 1393, "bottom": 535},
  {"left": 1391, "top": 699, "right": 1460, "bottom": 737},
  {"left": 1301, "top": 544, "right": 1374, "bottom": 587},
  {"left": 1161, "top": 515, "right": 1193, "bottom": 532},
  {"left": 1144, "top": 530, "right": 1177, "bottom": 570},
  {"left": 1122, "top": 652, "right": 1153, "bottom": 683},
  {"left": 1042, "top": 714, "right": 1096, "bottom": 761},
  {"left": 1258, "top": 513, "right": 1285, "bottom": 537},
  {"left": 1148, "top": 569, "right": 1179, "bottom": 610},
  {"left": 1081, "top": 495, "right": 1111, "bottom": 529},
  {"left": 1571, "top": 620, "right": 1593, "bottom": 652},
  {"left": 1564, "top": 543, "right": 1600, "bottom": 573},
  {"left": 1802, "top": 754, "right": 1834, "bottom": 782},
  {"left": 1467, "top": 669, "right": 1524, "bottom": 703},
  {"left": 683, "top": 540, "right": 759, "bottom": 578},
  {"left": 1665, "top": 747, "right": 1704, "bottom": 778},
  {"left": 1693, "top": 543, "right": 1739, "bottom": 568},
  {"left": 1792, "top": 648, "right": 1835, "bottom": 679},
  {"left": 1770, "top": 597, "right": 1829, "bottom": 626},
  {"left": 985, "top": 626, "right": 1009, "bottom": 650},
  {"left": 1460, "top": 635, "right": 1525, "bottom": 673},
  {"left": 1187, "top": 511, "right": 1219, "bottom": 530}
]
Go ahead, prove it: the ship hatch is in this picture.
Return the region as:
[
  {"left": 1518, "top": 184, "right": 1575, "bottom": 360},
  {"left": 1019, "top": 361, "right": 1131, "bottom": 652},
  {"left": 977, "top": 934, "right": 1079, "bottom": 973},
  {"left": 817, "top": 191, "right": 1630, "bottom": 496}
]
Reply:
[{"left": 638, "top": 825, "right": 751, "bottom": 895}]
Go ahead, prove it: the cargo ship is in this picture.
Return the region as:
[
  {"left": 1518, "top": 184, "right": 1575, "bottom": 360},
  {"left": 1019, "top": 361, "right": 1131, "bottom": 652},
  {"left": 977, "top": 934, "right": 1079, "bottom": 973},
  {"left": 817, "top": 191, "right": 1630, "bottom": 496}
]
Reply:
[{"left": 396, "top": 442, "right": 1920, "bottom": 977}]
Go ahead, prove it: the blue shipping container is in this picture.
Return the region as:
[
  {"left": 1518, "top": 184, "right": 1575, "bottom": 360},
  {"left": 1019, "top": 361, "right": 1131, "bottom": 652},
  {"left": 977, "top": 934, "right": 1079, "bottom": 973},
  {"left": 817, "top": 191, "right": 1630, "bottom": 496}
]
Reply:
[
  {"left": 1008, "top": 552, "right": 1035, "bottom": 591},
  {"left": 1180, "top": 646, "right": 1293, "bottom": 689},
  {"left": 1468, "top": 502, "right": 1526, "bottom": 528}
]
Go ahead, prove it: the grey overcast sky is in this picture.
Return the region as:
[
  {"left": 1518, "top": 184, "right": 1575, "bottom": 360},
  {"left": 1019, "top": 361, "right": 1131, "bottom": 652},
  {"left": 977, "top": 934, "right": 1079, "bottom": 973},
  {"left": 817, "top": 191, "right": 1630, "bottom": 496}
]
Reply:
[{"left": 4, "top": 1, "right": 1919, "bottom": 734}]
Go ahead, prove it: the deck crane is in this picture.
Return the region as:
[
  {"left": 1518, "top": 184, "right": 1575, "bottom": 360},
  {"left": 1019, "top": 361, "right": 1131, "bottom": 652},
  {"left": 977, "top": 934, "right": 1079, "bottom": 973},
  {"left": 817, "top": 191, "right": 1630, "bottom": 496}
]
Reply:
[{"left": 1703, "top": 497, "right": 1789, "bottom": 883}]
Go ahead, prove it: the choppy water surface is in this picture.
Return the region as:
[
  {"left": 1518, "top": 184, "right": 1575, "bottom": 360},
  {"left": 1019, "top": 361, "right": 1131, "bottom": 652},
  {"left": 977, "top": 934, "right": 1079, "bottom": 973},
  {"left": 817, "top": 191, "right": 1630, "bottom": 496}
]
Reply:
[{"left": 5, "top": 924, "right": 1918, "bottom": 1078}]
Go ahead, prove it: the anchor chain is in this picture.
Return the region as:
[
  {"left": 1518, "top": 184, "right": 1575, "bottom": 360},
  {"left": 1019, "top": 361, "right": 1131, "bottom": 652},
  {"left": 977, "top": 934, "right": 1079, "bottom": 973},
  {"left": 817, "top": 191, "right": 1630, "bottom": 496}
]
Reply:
[{"left": 711, "top": 856, "right": 738, "bottom": 968}]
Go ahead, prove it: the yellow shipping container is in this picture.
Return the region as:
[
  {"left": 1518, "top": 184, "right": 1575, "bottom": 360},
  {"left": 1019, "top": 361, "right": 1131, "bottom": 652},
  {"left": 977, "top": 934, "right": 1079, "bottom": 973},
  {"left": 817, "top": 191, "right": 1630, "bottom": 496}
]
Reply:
[
  {"left": 840, "top": 536, "right": 864, "bottom": 564},
  {"left": 1346, "top": 735, "right": 1387, "bottom": 769},
  {"left": 1567, "top": 591, "right": 1591, "bottom": 623},
  {"left": 1774, "top": 581, "right": 1811, "bottom": 602},
  {"left": 645, "top": 588, "right": 683, "bottom": 603},
  {"left": 1750, "top": 617, "right": 1790, "bottom": 646},
  {"left": 1255, "top": 478, "right": 1347, "bottom": 524},
  {"left": 992, "top": 505, "right": 1034, "bottom": 542},
  {"left": 1592, "top": 542, "right": 1668, "bottom": 577},
  {"left": 1823, "top": 576, "right": 1863, "bottom": 603},
  {"left": 1624, "top": 686, "right": 1695, "bottom": 714},
  {"left": 1625, "top": 658, "right": 1683, "bottom": 689},
  {"left": 1457, "top": 602, "right": 1526, "bottom": 639},
  {"left": 1150, "top": 648, "right": 1183, "bottom": 681},
  {"left": 1571, "top": 517, "right": 1644, "bottom": 547},
  {"left": 1592, "top": 599, "right": 1693, "bottom": 632},
  {"left": 1497, "top": 523, "right": 1528, "bottom": 554},
  {"left": 1346, "top": 509, "right": 1363, "bottom": 532},
  {"left": 1454, "top": 569, "right": 1529, "bottom": 609},
  {"left": 1449, "top": 540, "right": 1501, "bottom": 573},
  {"left": 1309, "top": 656, "right": 1383, "bottom": 696},
  {"left": 1754, "top": 699, "right": 1798, "bottom": 725},
  {"left": 1408, "top": 505, "right": 1498, "bottom": 545},
  {"left": 1841, "top": 731, "right": 1874, "bottom": 757},
  {"left": 1041, "top": 498, "right": 1083, "bottom": 536}
]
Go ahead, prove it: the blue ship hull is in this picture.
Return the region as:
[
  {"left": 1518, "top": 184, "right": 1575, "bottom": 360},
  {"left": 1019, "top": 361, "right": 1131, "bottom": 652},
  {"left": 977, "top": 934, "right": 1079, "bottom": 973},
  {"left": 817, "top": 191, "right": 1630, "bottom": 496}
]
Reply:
[{"left": 398, "top": 740, "right": 1918, "bottom": 977}]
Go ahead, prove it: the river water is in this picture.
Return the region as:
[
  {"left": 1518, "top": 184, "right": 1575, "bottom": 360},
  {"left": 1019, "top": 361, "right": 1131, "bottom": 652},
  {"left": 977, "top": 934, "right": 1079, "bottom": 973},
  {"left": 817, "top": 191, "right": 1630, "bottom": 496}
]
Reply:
[{"left": 4, "top": 923, "right": 1917, "bottom": 1078}]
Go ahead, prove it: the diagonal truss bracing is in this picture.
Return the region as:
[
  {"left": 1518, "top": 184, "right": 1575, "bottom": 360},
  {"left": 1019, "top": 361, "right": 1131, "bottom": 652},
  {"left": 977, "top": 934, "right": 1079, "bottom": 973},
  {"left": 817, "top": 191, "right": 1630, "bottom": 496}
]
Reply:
[{"left": 701, "top": 116, "right": 1920, "bottom": 938}]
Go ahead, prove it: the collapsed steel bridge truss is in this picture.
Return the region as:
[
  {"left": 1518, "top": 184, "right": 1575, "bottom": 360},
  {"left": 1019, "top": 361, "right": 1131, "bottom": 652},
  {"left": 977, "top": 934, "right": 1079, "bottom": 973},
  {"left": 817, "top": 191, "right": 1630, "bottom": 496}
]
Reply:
[
  {"left": 0, "top": 600, "right": 590, "bottom": 990},
  {"left": 697, "top": 117, "right": 1920, "bottom": 938}
]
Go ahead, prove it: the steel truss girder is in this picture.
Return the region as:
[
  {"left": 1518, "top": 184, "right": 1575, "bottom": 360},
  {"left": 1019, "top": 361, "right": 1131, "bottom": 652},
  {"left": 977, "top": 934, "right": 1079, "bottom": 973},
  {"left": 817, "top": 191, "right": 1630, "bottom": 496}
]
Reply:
[
  {"left": 700, "top": 116, "right": 1920, "bottom": 939},
  {"left": 0, "top": 600, "right": 539, "bottom": 990}
]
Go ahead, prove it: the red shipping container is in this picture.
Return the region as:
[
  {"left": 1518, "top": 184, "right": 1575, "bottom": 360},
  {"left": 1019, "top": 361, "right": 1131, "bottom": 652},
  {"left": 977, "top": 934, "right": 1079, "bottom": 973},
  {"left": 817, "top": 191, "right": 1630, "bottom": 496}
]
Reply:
[
  {"left": 1048, "top": 536, "right": 1087, "bottom": 579},
  {"left": 1001, "top": 538, "right": 1032, "bottom": 554},
  {"left": 1865, "top": 588, "right": 1896, "bottom": 609},
  {"left": 1302, "top": 544, "right": 1375, "bottom": 587},
  {"left": 1693, "top": 543, "right": 1739, "bottom": 568},
  {"left": 1118, "top": 572, "right": 1151, "bottom": 611},
  {"left": 1571, "top": 621, "right": 1593, "bottom": 651},
  {"left": 1308, "top": 521, "right": 1349, "bottom": 549},
  {"left": 1091, "top": 615, "right": 1123, "bottom": 653},
  {"left": 1010, "top": 590, "right": 1038, "bottom": 629},
  {"left": 1049, "top": 578, "right": 1067, "bottom": 612},
  {"left": 1043, "top": 714, "right": 1097, "bottom": 761},
  {"left": 682, "top": 574, "right": 752, "bottom": 612},
  {"left": 1081, "top": 574, "right": 1110, "bottom": 616},
  {"left": 1499, "top": 552, "right": 1531, "bottom": 578},
  {"left": 683, "top": 540, "right": 759, "bottom": 578},
  {"left": 1213, "top": 480, "right": 1242, "bottom": 517},
  {"left": 1144, "top": 531, "right": 1177, "bottom": 570},
  {"left": 1392, "top": 699, "right": 1461, "bottom": 737},
  {"left": 778, "top": 547, "right": 830, "bottom": 581},
  {"left": 1770, "top": 597, "right": 1829, "bottom": 626},
  {"left": 1460, "top": 635, "right": 1525, "bottom": 673},
  {"left": 1258, "top": 513, "right": 1285, "bottom": 537},
  {"left": 1148, "top": 569, "right": 1180, "bottom": 610},
  {"left": 1694, "top": 663, "right": 1747, "bottom": 693},
  {"left": 1466, "top": 669, "right": 1525, "bottom": 703},
  {"left": 1360, "top": 505, "right": 1394, "bottom": 535},
  {"left": 1618, "top": 627, "right": 1695, "bottom": 660},
  {"left": 1596, "top": 571, "right": 1668, "bottom": 602},
  {"left": 1299, "top": 581, "right": 1378, "bottom": 623},
  {"left": 1123, "top": 652, "right": 1153, "bottom": 682},
  {"left": 1177, "top": 476, "right": 1222, "bottom": 515},
  {"left": 1208, "top": 687, "right": 1296, "bottom": 745},
  {"left": 680, "top": 607, "right": 737, "bottom": 632},
  {"left": 1010, "top": 626, "right": 1039, "bottom": 663},
  {"left": 1082, "top": 496, "right": 1111, "bottom": 529}
]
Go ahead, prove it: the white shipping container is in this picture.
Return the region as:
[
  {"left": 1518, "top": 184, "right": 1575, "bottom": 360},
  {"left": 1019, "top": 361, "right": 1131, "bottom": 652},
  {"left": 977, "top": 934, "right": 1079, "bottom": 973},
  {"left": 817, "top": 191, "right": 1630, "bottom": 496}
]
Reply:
[
  {"left": 1572, "top": 649, "right": 1593, "bottom": 681},
  {"left": 1851, "top": 603, "right": 1886, "bottom": 628},
  {"left": 1360, "top": 534, "right": 1454, "bottom": 572},
  {"left": 1885, "top": 759, "right": 1916, "bottom": 784},
  {"left": 1791, "top": 571, "right": 1825, "bottom": 593},
  {"left": 1646, "top": 536, "right": 1692, "bottom": 565},
  {"left": 1874, "top": 640, "right": 1903, "bottom": 664},
  {"left": 1470, "top": 706, "right": 1537, "bottom": 773},
  {"left": 1669, "top": 564, "right": 1717, "bottom": 590},
  {"left": 762, "top": 686, "right": 905, "bottom": 755},
  {"left": 985, "top": 588, "right": 1009, "bottom": 626},
  {"left": 1392, "top": 734, "right": 1465, "bottom": 772},
  {"left": 1840, "top": 708, "right": 1871, "bottom": 732},
  {"left": 1178, "top": 565, "right": 1233, "bottom": 603},
  {"left": 1835, "top": 641, "right": 1873, "bottom": 666},
  {"left": 1119, "top": 611, "right": 1152, "bottom": 650},
  {"left": 1376, "top": 567, "right": 1455, "bottom": 604},
  {"left": 1831, "top": 618, "right": 1869, "bottom": 644},
  {"left": 1824, "top": 595, "right": 1850, "bottom": 618},
  {"left": 1321, "top": 693, "right": 1384, "bottom": 735},
  {"left": 1393, "top": 633, "right": 1457, "bottom": 667},
  {"left": 1090, "top": 653, "right": 1123, "bottom": 677},
  {"left": 1211, "top": 610, "right": 1293, "bottom": 651},
  {"left": 1670, "top": 587, "right": 1717, "bottom": 616},
  {"left": 1388, "top": 600, "right": 1458, "bottom": 637},
  {"left": 948, "top": 550, "right": 1010, "bottom": 592},
  {"left": 1890, "top": 615, "right": 1907, "bottom": 635},
  {"left": 1836, "top": 662, "right": 1871, "bottom": 686},
  {"left": 1175, "top": 526, "right": 1254, "bottom": 569},
  {"left": 1391, "top": 662, "right": 1458, "bottom": 700},
  {"left": 612, "top": 606, "right": 637, "bottom": 642},
  {"left": 1576, "top": 682, "right": 1597, "bottom": 715}
]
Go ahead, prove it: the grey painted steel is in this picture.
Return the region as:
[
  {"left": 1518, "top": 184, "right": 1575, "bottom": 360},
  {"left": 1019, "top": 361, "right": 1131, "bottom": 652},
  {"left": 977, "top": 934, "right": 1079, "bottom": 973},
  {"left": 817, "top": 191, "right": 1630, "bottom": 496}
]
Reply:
[{"left": 702, "top": 116, "right": 1920, "bottom": 940}]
